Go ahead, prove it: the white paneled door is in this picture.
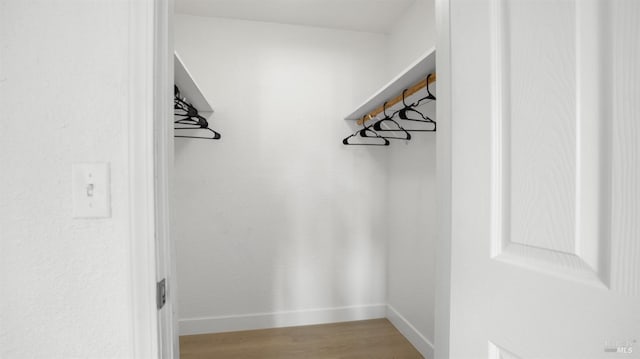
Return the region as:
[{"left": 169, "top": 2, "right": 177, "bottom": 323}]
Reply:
[{"left": 448, "top": 0, "right": 640, "bottom": 358}]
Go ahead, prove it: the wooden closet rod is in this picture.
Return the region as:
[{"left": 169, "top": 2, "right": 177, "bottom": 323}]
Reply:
[{"left": 357, "top": 72, "right": 437, "bottom": 125}]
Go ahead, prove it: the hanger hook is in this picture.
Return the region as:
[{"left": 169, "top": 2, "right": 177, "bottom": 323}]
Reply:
[
  {"left": 383, "top": 101, "right": 390, "bottom": 118},
  {"left": 402, "top": 89, "right": 410, "bottom": 108},
  {"left": 425, "top": 73, "right": 436, "bottom": 100}
]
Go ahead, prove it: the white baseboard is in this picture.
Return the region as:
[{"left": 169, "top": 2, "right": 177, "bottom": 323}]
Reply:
[
  {"left": 386, "top": 305, "right": 435, "bottom": 359},
  {"left": 179, "top": 304, "right": 387, "bottom": 336}
]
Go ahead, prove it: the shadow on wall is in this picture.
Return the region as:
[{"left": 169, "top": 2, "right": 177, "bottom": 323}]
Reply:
[
  {"left": 172, "top": 14, "right": 393, "bottom": 333},
  {"left": 172, "top": 99, "right": 392, "bottom": 323},
  {"left": 385, "top": 97, "right": 437, "bottom": 343}
]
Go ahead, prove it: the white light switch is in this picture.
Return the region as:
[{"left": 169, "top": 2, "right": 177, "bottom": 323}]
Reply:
[{"left": 72, "top": 163, "right": 110, "bottom": 218}]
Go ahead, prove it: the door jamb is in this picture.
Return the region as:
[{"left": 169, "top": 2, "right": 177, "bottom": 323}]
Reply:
[
  {"left": 127, "top": 0, "right": 158, "bottom": 354},
  {"left": 153, "top": 0, "right": 178, "bottom": 358},
  {"left": 434, "top": 0, "right": 452, "bottom": 358},
  {"left": 127, "top": 0, "right": 174, "bottom": 358}
]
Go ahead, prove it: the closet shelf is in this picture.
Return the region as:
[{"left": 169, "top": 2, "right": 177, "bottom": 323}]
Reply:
[
  {"left": 174, "top": 52, "right": 213, "bottom": 114},
  {"left": 344, "top": 47, "right": 435, "bottom": 122}
]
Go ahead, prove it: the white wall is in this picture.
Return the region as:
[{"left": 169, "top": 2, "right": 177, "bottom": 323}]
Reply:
[
  {"left": 0, "top": 1, "right": 135, "bottom": 358},
  {"left": 385, "top": 0, "right": 438, "bottom": 357},
  {"left": 388, "top": 0, "right": 437, "bottom": 76},
  {"left": 385, "top": 100, "right": 437, "bottom": 358},
  {"left": 173, "top": 15, "right": 391, "bottom": 334}
]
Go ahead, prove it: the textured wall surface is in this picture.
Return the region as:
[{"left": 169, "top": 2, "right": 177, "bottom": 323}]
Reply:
[
  {"left": 0, "top": 1, "right": 134, "bottom": 357},
  {"left": 173, "top": 15, "right": 390, "bottom": 332}
]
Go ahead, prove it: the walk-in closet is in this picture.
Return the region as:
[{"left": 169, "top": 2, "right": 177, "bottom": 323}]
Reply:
[
  {"left": 171, "top": 1, "right": 439, "bottom": 357},
  {"left": 5, "top": 0, "right": 640, "bottom": 357}
]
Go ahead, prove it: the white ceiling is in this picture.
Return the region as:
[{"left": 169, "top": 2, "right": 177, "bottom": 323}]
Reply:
[{"left": 175, "top": 0, "right": 417, "bottom": 34}]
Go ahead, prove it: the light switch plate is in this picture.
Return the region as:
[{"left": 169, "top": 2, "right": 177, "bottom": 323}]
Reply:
[{"left": 72, "top": 162, "right": 111, "bottom": 218}]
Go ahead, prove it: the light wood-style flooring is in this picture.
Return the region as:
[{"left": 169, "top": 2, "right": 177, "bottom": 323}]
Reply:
[{"left": 180, "top": 319, "right": 423, "bottom": 359}]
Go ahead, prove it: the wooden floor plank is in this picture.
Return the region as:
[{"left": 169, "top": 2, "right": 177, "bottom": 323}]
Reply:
[{"left": 180, "top": 319, "right": 423, "bottom": 359}]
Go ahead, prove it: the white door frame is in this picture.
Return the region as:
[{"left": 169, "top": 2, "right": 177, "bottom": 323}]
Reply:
[
  {"left": 127, "top": 1, "right": 454, "bottom": 358},
  {"left": 434, "top": 0, "right": 452, "bottom": 358},
  {"left": 152, "top": 0, "right": 178, "bottom": 358},
  {"left": 127, "top": 0, "right": 175, "bottom": 358},
  {"left": 127, "top": 0, "right": 158, "bottom": 357}
]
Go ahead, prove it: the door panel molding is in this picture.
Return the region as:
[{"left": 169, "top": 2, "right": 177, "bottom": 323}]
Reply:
[
  {"left": 488, "top": 341, "right": 523, "bottom": 359},
  {"left": 489, "top": 0, "right": 610, "bottom": 288}
]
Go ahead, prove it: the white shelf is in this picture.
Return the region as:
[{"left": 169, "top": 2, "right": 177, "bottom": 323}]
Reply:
[
  {"left": 174, "top": 52, "right": 213, "bottom": 113},
  {"left": 344, "top": 47, "right": 435, "bottom": 121}
]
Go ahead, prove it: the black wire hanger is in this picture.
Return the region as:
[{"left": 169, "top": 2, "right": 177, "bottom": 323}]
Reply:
[
  {"left": 370, "top": 103, "right": 411, "bottom": 140},
  {"left": 414, "top": 73, "right": 436, "bottom": 106},
  {"left": 342, "top": 115, "right": 390, "bottom": 146},
  {"left": 397, "top": 86, "right": 436, "bottom": 132},
  {"left": 174, "top": 85, "right": 221, "bottom": 140},
  {"left": 175, "top": 122, "right": 222, "bottom": 140}
]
